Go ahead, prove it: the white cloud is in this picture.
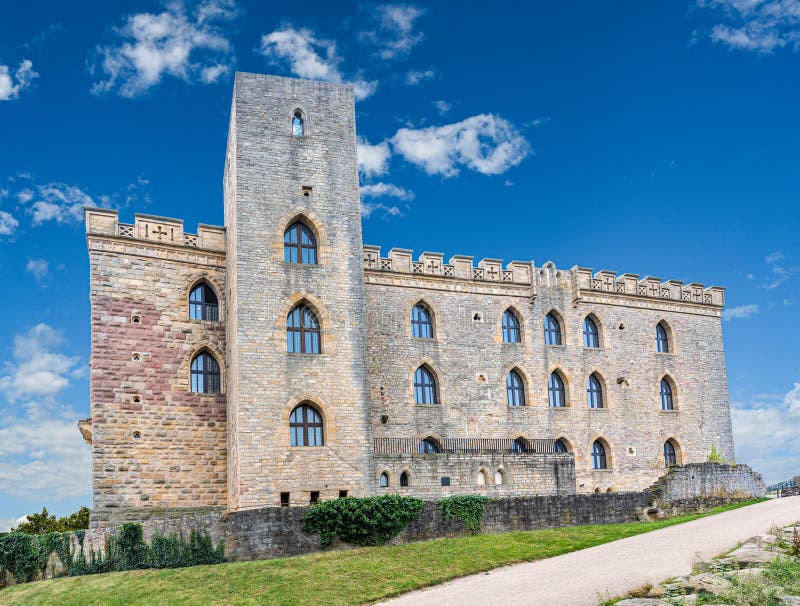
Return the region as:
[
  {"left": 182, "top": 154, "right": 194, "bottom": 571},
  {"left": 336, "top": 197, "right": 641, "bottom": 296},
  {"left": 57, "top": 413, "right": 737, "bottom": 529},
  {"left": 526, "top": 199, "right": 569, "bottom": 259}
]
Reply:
[
  {"left": 0, "top": 59, "right": 38, "bottom": 102},
  {"left": 360, "top": 182, "right": 414, "bottom": 201},
  {"left": 0, "top": 515, "right": 29, "bottom": 533},
  {"left": 357, "top": 137, "right": 391, "bottom": 178},
  {"left": 26, "top": 258, "right": 49, "bottom": 283},
  {"left": 699, "top": 0, "right": 800, "bottom": 52},
  {"left": 433, "top": 99, "right": 451, "bottom": 115},
  {"left": 259, "top": 27, "right": 378, "bottom": 100},
  {"left": 763, "top": 251, "right": 796, "bottom": 289},
  {"left": 91, "top": 0, "right": 238, "bottom": 98},
  {"left": 405, "top": 68, "right": 435, "bottom": 86},
  {"left": 0, "top": 211, "right": 19, "bottom": 238},
  {"left": 391, "top": 114, "right": 531, "bottom": 177},
  {"left": 361, "top": 201, "right": 404, "bottom": 219},
  {"left": 732, "top": 382, "right": 800, "bottom": 483},
  {"left": 361, "top": 4, "right": 425, "bottom": 60},
  {"left": 722, "top": 303, "right": 760, "bottom": 320}
]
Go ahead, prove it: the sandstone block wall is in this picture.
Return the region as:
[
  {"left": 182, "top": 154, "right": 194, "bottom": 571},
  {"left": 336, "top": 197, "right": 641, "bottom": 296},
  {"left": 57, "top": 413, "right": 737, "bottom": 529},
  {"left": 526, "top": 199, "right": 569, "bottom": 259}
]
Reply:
[{"left": 649, "top": 462, "right": 766, "bottom": 506}]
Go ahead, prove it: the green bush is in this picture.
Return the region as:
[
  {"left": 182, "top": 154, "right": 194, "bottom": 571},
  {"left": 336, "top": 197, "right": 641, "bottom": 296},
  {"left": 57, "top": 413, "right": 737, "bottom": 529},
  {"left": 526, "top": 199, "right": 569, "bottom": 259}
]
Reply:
[
  {"left": 437, "top": 495, "right": 491, "bottom": 532},
  {"left": 303, "top": 495, "right": 424, "bottom": 548},
  {"left": 0, "top": 533, "right": 38, "bottom": 583}
]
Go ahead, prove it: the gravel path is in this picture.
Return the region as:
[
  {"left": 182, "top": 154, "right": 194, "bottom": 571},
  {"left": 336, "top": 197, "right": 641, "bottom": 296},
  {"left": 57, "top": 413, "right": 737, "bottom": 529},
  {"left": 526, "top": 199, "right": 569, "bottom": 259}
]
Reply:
[{"left": 380, "top": 497, "right": 800, "bottom": 606}]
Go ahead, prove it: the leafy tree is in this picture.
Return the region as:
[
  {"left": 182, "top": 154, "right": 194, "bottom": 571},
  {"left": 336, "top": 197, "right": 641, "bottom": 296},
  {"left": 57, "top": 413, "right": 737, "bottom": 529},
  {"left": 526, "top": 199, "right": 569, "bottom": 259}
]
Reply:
[{"left": 13, "top": 506, "right": 91, "bottom": 534}]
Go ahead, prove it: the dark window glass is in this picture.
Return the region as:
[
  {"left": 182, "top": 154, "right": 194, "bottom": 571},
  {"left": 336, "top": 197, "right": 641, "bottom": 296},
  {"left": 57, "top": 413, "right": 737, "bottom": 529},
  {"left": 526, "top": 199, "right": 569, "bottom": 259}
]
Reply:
[
  {"left": 290, "top": 403, "right": 324, "bottom": 446},
  {"left": 656, "top": 322, "right": 670, "bottom": 353},
  {"left": 511, "top": 437, "right": 531, "bottom": 453},
  {"left": 592, "top": 440, "right": 607, "bottom": 469},
  {"left": 292, "top": 110, "right": 304, "bottom": 136},
  {"left": 189, "top": 283, "right": 219, "bottom": 321},
  {"left": 280, "top": 492, "right": 290, "bottom": 507},
  {"left": 310, "top": 491, "right": 320, "bottom": 504},
  {"left": 284, "top": 222, "right": 317, "bottom": 264},
  {"left": 414, "top": 366, "right": 438, "bottom": 404},
  {"left": 660, "top": 378, "right": 674, "bottom": 410},
  {"left": 287, "top": 304, "right": 321, "bottom": 353},
  {"left": 587, "top": 374, "right": 604, "bottom": 409},
  {"left": 664, "top": 441, "right": 677, "bottom": 467},
  {"left": 583, "top": 316, "right": 599, "bottom": 348},
  {"left": 544, "top": 312, "right": 562, "bottom": 345},
  {"left": 338, "top": 490, "right": 348, "bottom": 498},
  {"left": 411, "top": 302, "right": 434, "bottom": 338},
  {"left": 400, "top": 472, "right": 409, "bottom": 487},
  {"left": 379, "top": 472, "right": 389, "bottom": 487},
  {"left": 418, "top": 437, "right": 441, "bottom": 453},
  {"left": 190, "top": 352, "right": 220, "bottom": 394},
  {"left": 548, "top": 371, "right": 566, "bottom": 407},
  {"left": 502, "top": 309, "right": 521, "bottom": 343},
  {"left": 506, "top": 369, "right": 526, "bottom": 406},
  {"left": 554, "top": 439, "right": 568, "bottom": 454}
]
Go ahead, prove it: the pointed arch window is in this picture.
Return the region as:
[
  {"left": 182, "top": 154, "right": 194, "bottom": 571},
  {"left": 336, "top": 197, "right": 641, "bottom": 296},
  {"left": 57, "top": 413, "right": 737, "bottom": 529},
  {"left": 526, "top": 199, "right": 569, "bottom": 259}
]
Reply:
[
  {"left": 511, "top": 437, "right": 531, "bottom": 453},
  {"left": 502, "top": 309, "right": 521, "bottom": 343},
  {"left": 190, "top": 352, "right": 220, "bottom": 394},
  {"left": 660, "top": 378, "right": 674, "bottom": 410},
  {"left": 284, "top": 221, "right": 317, "bottom": 264},
  {"left": 548, "top": 371, "right": 566, "bottom": 407},
  {"left": 414, "top": 366, "right": 438, "bottom": 404},
  {"left": 290, "top": 403, "right": 324, "bottom": 446},
  {"left": 411, "top": 302, "right": 434, "bottom": 338},
  {"left": 287, "top": 304, "right": 321, "bottom": 353},
  {"left": 400, "top": 471, "right": 410, "bottom": 487},
  {"left": 554, "top": 438, "right": 568, "bottom": 454},
  {"left": 583, "top": 316, "right": 600, "bottom": 348},
  {"left": 292, "top": 110, "right": 304, "bottom": 136},
  {"left": 506, "top": 369, "right": 526, "bottom": 406},
  {"left": 189, "top": 283, "right": 219, "bottom": 321},
  {"left": 656, "top": 322, "right": 670, "bottom": 353},
  {"left": 379, "top": 472, "right": 389, "bottom": 488},
  {"left": 592, "top": 440, "right": 607, "bottom": 469},
  {"left": 418, "top": 436, "right": 441, "bottom": 453},
  {"left": 587, "top": 374, "right": 604, "bottom": 409},
  {"left": 544, "top": 312, "right": 562, "bottom": 345},
  {"left": 664, "top": 440, "right": 677, "bottom": 467}
]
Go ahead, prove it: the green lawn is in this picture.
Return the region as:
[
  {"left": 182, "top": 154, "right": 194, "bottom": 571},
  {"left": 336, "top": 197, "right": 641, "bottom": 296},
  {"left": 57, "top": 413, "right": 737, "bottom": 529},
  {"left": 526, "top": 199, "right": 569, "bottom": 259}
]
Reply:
[{"left": 0, "top": 500, "right": 764, "bottom": 606}]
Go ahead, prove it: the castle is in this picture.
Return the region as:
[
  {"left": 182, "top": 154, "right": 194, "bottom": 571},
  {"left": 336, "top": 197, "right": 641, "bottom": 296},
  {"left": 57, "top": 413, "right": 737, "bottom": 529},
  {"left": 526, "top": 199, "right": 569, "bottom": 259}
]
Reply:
[{"left": 81, "top": 72, "right": 735, "bottom": 526}]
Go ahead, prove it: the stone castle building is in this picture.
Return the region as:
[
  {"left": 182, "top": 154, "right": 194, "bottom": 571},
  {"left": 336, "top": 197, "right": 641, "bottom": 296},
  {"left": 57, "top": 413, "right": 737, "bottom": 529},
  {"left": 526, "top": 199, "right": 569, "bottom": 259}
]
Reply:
[{"left": 81, "top": 72, "right": 735, "bottom": 522}]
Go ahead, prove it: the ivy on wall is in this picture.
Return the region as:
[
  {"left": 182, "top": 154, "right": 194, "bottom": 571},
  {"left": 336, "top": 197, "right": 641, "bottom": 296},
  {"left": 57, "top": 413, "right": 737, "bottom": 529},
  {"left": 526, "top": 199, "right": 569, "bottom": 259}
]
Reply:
[{"left": 437, "top": 495, "right": 491, "bottom": 532}]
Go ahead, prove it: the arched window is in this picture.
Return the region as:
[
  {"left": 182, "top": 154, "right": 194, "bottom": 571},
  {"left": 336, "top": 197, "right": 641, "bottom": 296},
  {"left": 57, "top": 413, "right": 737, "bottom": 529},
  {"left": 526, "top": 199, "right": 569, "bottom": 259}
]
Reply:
[
  {"left": 656, "top": 322, "right": 670, "bottom": 353},
  {"left": 511, "top": 437, "right": 530, "bottom": 454},
  {"left": 554, "top": 438, "right": 569, "bottom": 454},
  {"left": 660, "top": 378, "right": 674, "bottom": 410},
  {"left": 477, "top": 470, "right": 487, "bottom": 485},
  {"left": 587, "top": 374, "right": 604, "bottom": 409},
  {"left": 284, "top": 221, "right": 317, "bottom": 264},
  {"left": 292, "top": 110, "right": 304, "bottom": 136},
  {"left": 544, "top": 312, "right": 562, "bottom": 345},
  {"left": 418, "top": 436, "right": 441, "bottom": 453},
  {"left": 400, "top": 471, "right": 410, "bottom": 487},
  {"left": 287, "top": 304, "right": 321, "bottom": 353},
  {"left": 289, "top": 403, "right": 324, "bottom": 446},
  {"left": 592, "top": 440, "right": 607, "bottom": 470},
  {"left": 502, "top": 309, "right": 521, "bottom": 343},
  {"left": 494, "top": 470, "right": 504, "bottom": 485},
  {"left": 379, "top": 472, "right": 389, "bottom": 487},
  {"left": 190, "top": 352, "right": 221, "bottom": 394},
  {"left": 664, "top": 440, "right": 677, "bottom": 467},
  {"left": 411, "top": 302, "right": 433, "bottom": 339},
  {"left": 414, "top": 366, "right": 438, "bottom": 404},
  {"left": 506, "top": 369, "right": 526, "bottom": 406},
  {"left": 548, "top": 371, "right": 566, "bottom": 407},
  {"left": 189, "top": 283, "right": 219, "bottom": 321},
  {"left": 583, "top": 316, "right": 599, "bottom": 348}
]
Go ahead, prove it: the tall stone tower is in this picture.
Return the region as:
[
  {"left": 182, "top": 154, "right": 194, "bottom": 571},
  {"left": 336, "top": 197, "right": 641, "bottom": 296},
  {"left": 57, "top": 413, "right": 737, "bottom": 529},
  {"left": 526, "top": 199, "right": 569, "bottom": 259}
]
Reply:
[{"left": 223, "top": 72, "right": 371, "bottom": 509}]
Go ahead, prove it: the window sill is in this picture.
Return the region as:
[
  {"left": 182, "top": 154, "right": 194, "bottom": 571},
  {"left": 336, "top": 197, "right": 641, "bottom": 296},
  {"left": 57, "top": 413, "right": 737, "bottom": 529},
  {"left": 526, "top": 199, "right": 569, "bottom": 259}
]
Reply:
[
  {"left": 280, "top": 261, "right": 320, "bottom": 269},
  {"left": 187, "top": 319, "right": 223, "bottom": 325},
  {"left": 189, "top": 392, "right": 225, "bottom": 398},
  {"left": 288, "top": 446, "right": 327, "bottom": 451},
  {"left": 655, "top": 351, "right": 675, "bottom": 356},
  {"left": 588, "top": 407, "right": 608, "bottom": 411},
  {"left": 547, "top": 406, "right": 571, "bottom": 411},
  {"left": 414, "top": 404, "right": 442, "bottom": 409},
  {"left": 583, "top": 346, "right": 603, "bottom": 351},
  {"left": 287, "top": 352, "right": 324, "bottom": 357},
  {"left": 591, "top": 468, "right": 612, "bottom": 473},
  {"left": 507, "top": 404, "right": 530, "bottom": 409},
  {"left": 659, "top": 409, "right": 679, "bottom": 413},
  {"left": 545, "top": 344, "right": 565, "bottom": 349}
]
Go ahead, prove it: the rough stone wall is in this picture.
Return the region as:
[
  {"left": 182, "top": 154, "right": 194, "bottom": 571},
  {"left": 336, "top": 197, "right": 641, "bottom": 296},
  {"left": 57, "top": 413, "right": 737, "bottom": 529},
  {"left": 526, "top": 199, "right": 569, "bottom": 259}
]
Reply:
[
  {"left": 364, "top": 263, "right": 733, "bottom": 495},
  {"left": 85, "top": 209, "right": 228, "bottom": 527},
  {"left": 224, "top": 72, "right": 371, "bottom": 509},
  {"left": 649, "top": 463, "right": 766, "bottom": 505}
]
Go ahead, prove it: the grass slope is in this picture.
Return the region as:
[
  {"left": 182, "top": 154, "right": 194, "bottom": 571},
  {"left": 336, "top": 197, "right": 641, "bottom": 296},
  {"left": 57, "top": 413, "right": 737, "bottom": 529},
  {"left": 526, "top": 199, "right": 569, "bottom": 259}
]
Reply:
[{"left": 0, "top": 500, "right": 763, "bottom": 606}]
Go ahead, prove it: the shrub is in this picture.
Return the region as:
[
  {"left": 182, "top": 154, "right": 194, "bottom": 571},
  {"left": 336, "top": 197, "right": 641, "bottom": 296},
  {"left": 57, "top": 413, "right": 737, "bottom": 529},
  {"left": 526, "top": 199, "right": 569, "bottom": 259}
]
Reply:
[
  {"left": 303, "top": 495, "right": 424, "bottom": 548},
  {"left": 0, "top": 532, "right": 38, "bottom": 583},
  {"left": 437, "top": 495, "right": 491, "bottom": 532},
  {"left": 707, "top": 446, "right": 728, "bottom": 464}
]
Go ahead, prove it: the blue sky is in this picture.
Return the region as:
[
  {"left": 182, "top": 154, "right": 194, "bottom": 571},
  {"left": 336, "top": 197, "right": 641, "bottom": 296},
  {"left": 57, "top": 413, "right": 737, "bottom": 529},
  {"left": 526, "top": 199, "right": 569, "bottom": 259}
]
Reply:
[{"left": 1, "top": 0, "right": 799, "bottom": 527}]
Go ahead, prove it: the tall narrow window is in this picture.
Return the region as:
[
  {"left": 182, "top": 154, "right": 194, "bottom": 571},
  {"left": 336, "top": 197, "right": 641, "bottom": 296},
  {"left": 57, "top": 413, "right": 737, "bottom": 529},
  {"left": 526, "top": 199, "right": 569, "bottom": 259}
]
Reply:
[
  {"left": 583, "top": 316, "right": 599, "bottom": 348},
  {"left": 544, "top": 312, "right": 562, "bottom": 345},
  {"left": 656, "top": 322, "right": 670, "bottom": 353},
  {"left": 502, "top": 309, "right": 521, "bottom": 343},
  {"left": 292, "top": 110, "right": 304, "bottom": 136},
  {"left": 284, "top": 221, "right": 317, "bottom": 264},
  {"left": 660, "top": 378, "right": 674, "bottom": 410},
  {"left": 414, "top": 366, "right": 438, "bottom": 404},
  {"left": 664, "top": 440, "right": 677, "bottom": 467},
  {"left": 506, "top": 369, "right": 526, "bottom": 406},
  {"left": 548, "top": 371, "right": 566, "bottom": 407},
  {"left": 290, "top": 403, "right": 324, "bottom": 446},
  {"left": 418, "top": 436, "right": 441, "bottom": 453},
  {"left": 287, "top": 304, "right": 321, "bottom": 354},
  {"left": 587, "top": 374, "right": 604, "bottom": 409},
  {"left": 189, "top": 283, "right": 219, "bottom": 321},
  {"left": 554, "top": 438, "right": 568, "bottom": 454},
  {"left": 411, "top": 302, "right": 434, "bottom": 338},
  {"left": 400, "top": 471, "right": 409, "bottom": 487},
  {"left": 592, "top": 440, "right": 607, "bottom": 469},
  {"left": 379, "top": 472, "right": 389, "bottom": 487},
  {"left": 190, "top": 352, "right": 221, "bottom": 394}
]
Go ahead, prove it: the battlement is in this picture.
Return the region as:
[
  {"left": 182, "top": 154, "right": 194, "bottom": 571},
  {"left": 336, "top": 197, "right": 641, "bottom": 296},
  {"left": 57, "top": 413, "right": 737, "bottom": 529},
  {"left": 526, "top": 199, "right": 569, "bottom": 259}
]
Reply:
[{"left": 84, "top": 208, "right": 225, "bottom": 252}]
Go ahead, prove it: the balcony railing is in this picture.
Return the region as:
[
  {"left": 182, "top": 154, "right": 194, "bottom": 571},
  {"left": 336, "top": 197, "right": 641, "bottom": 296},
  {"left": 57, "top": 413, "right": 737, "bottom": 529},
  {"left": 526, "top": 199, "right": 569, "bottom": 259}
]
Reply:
[{"left": 374, "top": 437, "right": 561, "bottom": 455}]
